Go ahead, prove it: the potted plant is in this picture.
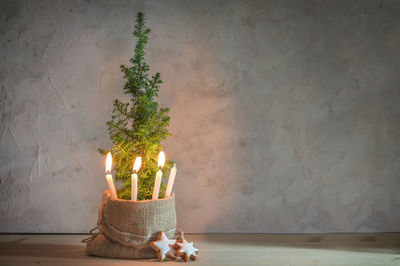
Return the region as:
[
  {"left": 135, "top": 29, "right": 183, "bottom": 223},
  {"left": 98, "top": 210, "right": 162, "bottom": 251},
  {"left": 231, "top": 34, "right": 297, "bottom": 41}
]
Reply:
[{"left": 84, "top": 12, "right": 176, "bottom": 259}]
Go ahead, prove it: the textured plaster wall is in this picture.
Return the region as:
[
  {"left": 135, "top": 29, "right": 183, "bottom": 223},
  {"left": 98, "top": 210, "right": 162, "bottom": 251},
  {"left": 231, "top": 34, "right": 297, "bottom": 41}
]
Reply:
[{"left": 1, "top": 0, "right": 400, "bottom": 233}]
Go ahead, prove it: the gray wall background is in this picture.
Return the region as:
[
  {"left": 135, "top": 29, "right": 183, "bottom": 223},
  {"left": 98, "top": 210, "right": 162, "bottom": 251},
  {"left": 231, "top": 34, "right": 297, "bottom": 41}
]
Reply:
[{"left": 1, "top": 0, "right": 399, "bottom": 233}]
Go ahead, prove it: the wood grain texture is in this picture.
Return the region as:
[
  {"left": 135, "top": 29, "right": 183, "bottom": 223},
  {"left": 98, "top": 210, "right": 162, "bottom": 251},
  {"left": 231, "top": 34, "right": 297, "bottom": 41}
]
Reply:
[{"left": 0, "top": 233, "right": 399, "bottom": 265}]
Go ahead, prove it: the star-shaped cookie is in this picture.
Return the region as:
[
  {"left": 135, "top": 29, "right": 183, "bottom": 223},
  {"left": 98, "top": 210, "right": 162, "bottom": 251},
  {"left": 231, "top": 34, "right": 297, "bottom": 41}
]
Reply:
[
  {"left": 175, "top": 239, "right": 199, "bottom": 261},
  {"left": 150, "top": 232, "right": 177, "bottom": 261}
]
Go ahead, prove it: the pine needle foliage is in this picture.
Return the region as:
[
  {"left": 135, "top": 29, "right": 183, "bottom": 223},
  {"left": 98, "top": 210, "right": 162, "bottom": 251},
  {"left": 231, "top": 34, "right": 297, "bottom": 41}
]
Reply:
[{"left": 99, "top": 12, "right": 173, "bottom": 200}]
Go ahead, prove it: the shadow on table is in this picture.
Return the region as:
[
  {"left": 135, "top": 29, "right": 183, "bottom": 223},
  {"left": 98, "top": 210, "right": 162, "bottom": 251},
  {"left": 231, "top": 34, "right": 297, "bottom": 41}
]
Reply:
[{"left": 0, "top": 237, "right": 159, "bottom": 263}]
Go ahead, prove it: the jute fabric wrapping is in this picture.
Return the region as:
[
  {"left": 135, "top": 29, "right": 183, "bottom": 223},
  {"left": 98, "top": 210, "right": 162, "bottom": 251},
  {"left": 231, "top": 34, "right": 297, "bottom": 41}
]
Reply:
[{"left": 85, "top": 190, "right": 176, "bottom": 259}]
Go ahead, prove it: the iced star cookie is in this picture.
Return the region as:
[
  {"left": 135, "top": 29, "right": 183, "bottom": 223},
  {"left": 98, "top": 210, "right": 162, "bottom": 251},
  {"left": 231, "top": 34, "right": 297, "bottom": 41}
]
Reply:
[
  {"left": 150, "top": 232, "right": 177, "bottom": 261},
  {"left": 175, "top": 239, "right": 199, "bottom": 261}
]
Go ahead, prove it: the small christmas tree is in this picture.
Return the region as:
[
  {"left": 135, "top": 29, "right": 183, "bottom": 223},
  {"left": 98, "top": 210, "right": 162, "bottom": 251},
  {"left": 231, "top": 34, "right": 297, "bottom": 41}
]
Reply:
[{"left": 99, "top": 12, "right": 173, "bottom": 200}]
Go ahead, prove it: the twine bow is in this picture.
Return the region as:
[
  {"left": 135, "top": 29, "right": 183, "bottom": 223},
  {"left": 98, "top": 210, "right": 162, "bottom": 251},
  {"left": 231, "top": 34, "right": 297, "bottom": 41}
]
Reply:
[{"left": 81, "top": 226, "right": 99, "bottom": 243}]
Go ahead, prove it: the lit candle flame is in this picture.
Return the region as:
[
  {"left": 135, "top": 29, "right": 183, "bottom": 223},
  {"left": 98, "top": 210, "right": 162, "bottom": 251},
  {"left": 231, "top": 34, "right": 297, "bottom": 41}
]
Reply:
[
  {"left": 158, "top": 151, "right": 165, "bottom": 169},
  {"left": 133, "top": 156, "right": 142, "bottom": 173},
  {"left": 106, "top": 152, "right": 112, "bottom": 173}
]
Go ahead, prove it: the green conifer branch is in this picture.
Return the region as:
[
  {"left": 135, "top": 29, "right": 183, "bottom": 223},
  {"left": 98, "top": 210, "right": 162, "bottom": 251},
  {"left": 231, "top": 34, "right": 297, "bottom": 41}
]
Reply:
[{"left": 100, "top": 12, "right": 173, "bottom": 200}]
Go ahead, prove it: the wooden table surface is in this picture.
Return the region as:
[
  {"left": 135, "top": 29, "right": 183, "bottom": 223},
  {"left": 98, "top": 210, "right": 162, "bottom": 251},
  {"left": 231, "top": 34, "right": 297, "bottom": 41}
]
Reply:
[{"left": 0, "top": 233, "right": 399, "bottom": 265}]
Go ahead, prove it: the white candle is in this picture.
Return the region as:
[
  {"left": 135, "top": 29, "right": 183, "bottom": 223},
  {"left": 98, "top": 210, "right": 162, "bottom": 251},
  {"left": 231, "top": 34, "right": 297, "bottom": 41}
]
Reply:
[
  {"left": 164, "top": 163, "right": 177, "bottom": 198},
  {"left": 152, "top": 151, "right": 165, "bottom": 200},
  {"left": 105, "top": 152, "right": 117, "bottom": 199},
  {"left": 131, "top": 156, "right": 141, "bottom": 201}
]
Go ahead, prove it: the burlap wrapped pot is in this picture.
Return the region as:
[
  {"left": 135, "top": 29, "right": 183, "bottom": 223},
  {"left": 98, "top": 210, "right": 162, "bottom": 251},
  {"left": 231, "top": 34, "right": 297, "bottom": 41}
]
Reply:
[{"left": 85, "top": 190, "right": 176, "bottom": 259}]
